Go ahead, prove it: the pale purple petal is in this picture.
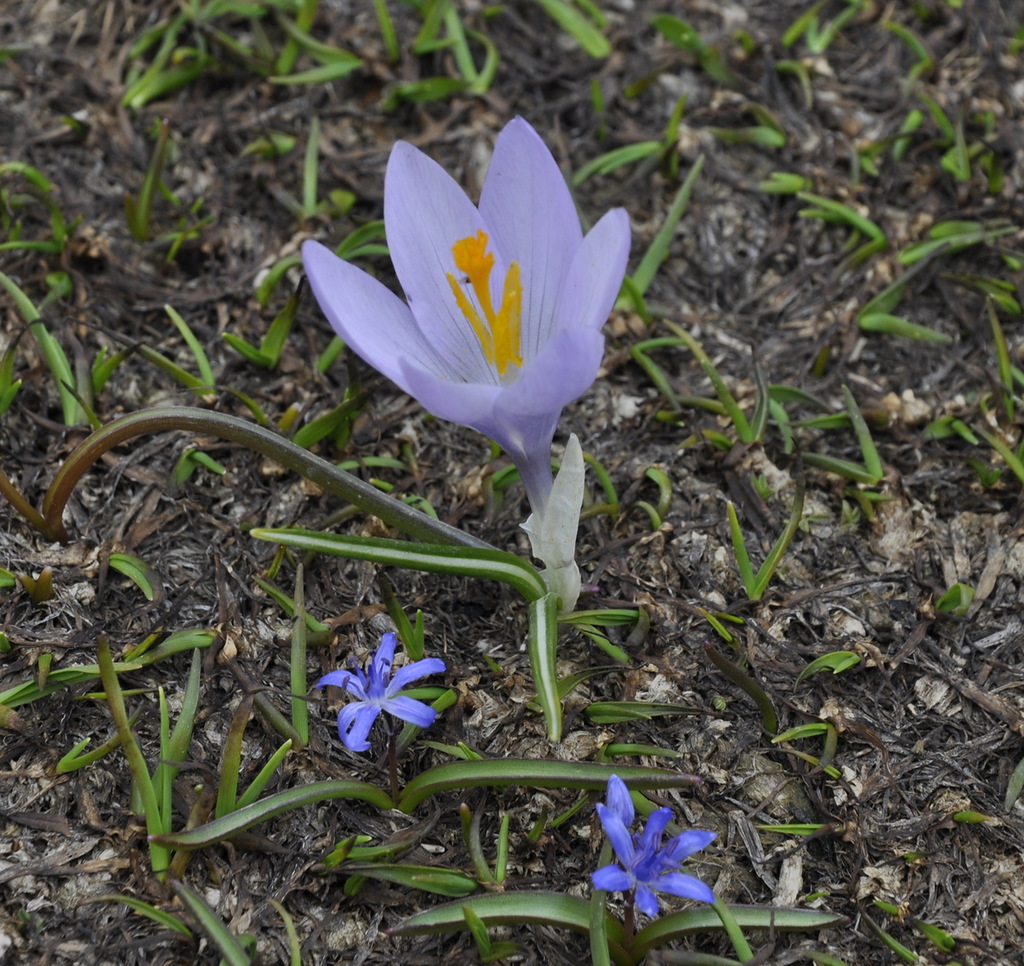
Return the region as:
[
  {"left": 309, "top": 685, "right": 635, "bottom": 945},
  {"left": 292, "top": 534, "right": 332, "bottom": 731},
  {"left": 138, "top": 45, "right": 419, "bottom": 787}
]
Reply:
[
  {"left": 634, "top": 884, "right": 661, "bottom": 917},
  {"left": 596, "top": 803, "right": 635, "bottom": 867},
  {"left": 592, "top": 864, "right": 633, "bottom": 893},
  {"left": 337, "top": 702, "right": 379, "bottom": 752},
  {"left": 301, "top": 240, "right": 455, "bottom": 385},
  {"left": 389, "top": 657, "right": 446, "bottom": 693},
  {"left": 384, "top": 142, "right": 494, "bottom": 380},
  {"left": 604, "top": 775, "right": 634, "bottom": 828},
  {"left": 494, "top": 327, "right": 604, "bottom": 511},
  {"left": 479, "top": 117, "right": 582, "bottom": 358},
  {"left": 555, "top": 208, "right": 631, "bottom": 332},
  {"left": 663, "top": 829, "right": 718, "bottom": 863},
  {"left": 499, "top": 327, "right": 604, "bottom": 418},
  {"left": 384, "top": 694, "right": 437, "bottom": 728},
  {"left": 395, "top": 359, "right": 502, "bottom": 430},
  {"left": 654, "top": 872, "right": 715, "bottom": 904}
]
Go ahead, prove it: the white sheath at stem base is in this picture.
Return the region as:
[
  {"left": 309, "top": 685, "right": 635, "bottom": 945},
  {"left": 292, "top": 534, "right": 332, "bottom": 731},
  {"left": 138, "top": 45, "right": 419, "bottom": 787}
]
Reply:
[{"left": 521, "top": 433, "right": 584, "bottom": 612}]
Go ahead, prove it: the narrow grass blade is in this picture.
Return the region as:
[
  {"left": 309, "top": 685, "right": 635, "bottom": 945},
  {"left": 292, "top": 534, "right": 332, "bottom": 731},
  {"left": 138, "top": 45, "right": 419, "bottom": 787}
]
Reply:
[
  {"left": 630, "top": 156, "right": 704, "bottom": 298},
  {"left": 704, "top": 644, "right": 778, "bottom": 734},
  {"left": 534, "top": 0, "right": 610, "bottom": 57},
  {"left": 97, "top": 637, "right": 170, "bottom": 877},
  {"left": 171, "top": 881, "right": 251, "bottom": 966}
]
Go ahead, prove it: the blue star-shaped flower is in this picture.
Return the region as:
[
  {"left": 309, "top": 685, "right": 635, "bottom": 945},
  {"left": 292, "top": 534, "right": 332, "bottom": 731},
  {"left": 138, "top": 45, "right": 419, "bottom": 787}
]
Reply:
[
  {"left": 592, "top": 774, "right": 716, "bottom": 917},
  {"left": 314, "top": 633, "right": 445, "bottom": 752}
]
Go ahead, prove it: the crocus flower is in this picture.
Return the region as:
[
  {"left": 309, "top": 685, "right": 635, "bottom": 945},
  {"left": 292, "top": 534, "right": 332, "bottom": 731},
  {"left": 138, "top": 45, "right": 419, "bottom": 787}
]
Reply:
[
  {"left": 302, "top": 117, "right": 630, "bottom": 516},
  {"left": 592, "top": 774, "right": 716, "bottom": 917},
  {"left": 314, "top": 632, "right": 445, "bottom": 752}
]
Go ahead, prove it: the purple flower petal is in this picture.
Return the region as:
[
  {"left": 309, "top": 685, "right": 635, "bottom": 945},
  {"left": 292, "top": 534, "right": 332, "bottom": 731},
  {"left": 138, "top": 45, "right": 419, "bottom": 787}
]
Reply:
[
  {"left": 654, "top": 872, "right": 716, "bottom": 905},
  {"left": 393, "top": 359, "right": 502, "bottom": 434},
  {"left": 640, "top": 807, "right": 672, "bottom": 853},
  {"left": 479, "top": 118, "right": 583, "bottom": 357},
  {"left": 592, "top": 864, "right": 633, "bottom": 893},
  {"left": 384, "top": 694, "right": 437, "bottom": 729},
  {"left": 389, "top": 657, "right": 447, "bottom": 693},
  {"left": 499, "top": 327, "right": 605, "bottom": 419},
  {"left": 372, "top": 633, "right": 398, "bottom": 677}
]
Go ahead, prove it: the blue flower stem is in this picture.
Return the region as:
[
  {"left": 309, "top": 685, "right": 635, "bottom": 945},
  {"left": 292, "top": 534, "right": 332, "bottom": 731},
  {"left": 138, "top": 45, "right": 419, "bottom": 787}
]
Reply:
[
  {"left": 623, "top": 889, "right": 635, "bottom": 954},
  {"left": 386, "top": 725, "right": 401, "bottom": 804}
]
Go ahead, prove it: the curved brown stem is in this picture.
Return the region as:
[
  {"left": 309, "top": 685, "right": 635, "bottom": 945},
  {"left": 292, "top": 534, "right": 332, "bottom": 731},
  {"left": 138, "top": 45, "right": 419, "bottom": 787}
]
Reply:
[
  {"left": 0, "top": 463, "right": 49, "bottom": 535},
  {"left": 39, "top": 407, "right": 492, "bottom": 549}
]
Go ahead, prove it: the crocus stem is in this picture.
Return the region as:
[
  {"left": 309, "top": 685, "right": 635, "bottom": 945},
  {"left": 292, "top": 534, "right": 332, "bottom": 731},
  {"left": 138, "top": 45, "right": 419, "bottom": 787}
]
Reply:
[
  {"left": 623, "top": 890, "right": 635, "bottom": 953},
  {"left": 387, "top": 727, "right": 401, "bottom": 805},
  {"left": 39, "top": 407, "right": 493, "bottom": 549}
]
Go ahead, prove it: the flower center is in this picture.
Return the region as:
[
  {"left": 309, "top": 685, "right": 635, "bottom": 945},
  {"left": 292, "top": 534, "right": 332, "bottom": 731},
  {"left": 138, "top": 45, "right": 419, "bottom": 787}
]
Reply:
[{"left": 446, "top": 230, "right": 523, "bottom": 377}]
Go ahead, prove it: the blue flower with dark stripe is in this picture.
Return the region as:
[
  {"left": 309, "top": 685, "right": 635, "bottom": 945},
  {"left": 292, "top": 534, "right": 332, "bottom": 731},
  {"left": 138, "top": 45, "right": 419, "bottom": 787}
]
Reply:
[{"left": 315, "top": 633, "right": 445, "bottom": 752}]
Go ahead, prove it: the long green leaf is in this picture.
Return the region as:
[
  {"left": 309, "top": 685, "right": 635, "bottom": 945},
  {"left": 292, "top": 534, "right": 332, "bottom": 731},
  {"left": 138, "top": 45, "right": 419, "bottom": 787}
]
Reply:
[
  {"left": 251, "top": 528, "right": 545, "bottom": 600},
  {"left": 528, "top": 593, "right": 562, "bottom": 741},
  {"left": 390, "top": 891, "right": 626, "bottom": 948},
  {"left": 151, "top": 780, "right": 394, "bottom": 849},
  {"left": 632, "top": 905, "right": 846, "bottom": 958},
  {"left": 398, "top": 760, "right": 699, "bottom": 813}
]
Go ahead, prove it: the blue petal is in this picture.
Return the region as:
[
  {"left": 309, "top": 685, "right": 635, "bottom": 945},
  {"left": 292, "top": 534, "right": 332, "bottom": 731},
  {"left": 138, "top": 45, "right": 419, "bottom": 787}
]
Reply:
[
  {"left": 663, "top": 829, "right": 717, "bottom": 863},
  {"left": 315, "top": 669, "right": 355, "bottom": 690},
  {"left": 389, "top": 657, "right": 446, "bottom": 693},
  {"left": 371, "top": 633, "right": 398, "bottom": 678},
  {"left": 640, "top": 807, "right": 672, "bottom": 853},
  {"left": 317, "top": 668, "right": 368, "bottom": 700},
  {"left": 654, "top": 872, "right": 715, "bottom": 905},
  {"left": 634, "top": 884, "right": 661, "bottom": 917},
  {"left": 384, "top": 694, "right": 437, "bottom": 728},
  {"left": 604, "top": 775, "right": 634, "bottom": 828},
  {"left": 592, "top": 864, "right": 632, "bottom": 893},
  {"left": 596, "top": 803, "right": 635, "bottom": 867},
  {"left": 338, "top": 703, "right": 379, "bottom": 752}
]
